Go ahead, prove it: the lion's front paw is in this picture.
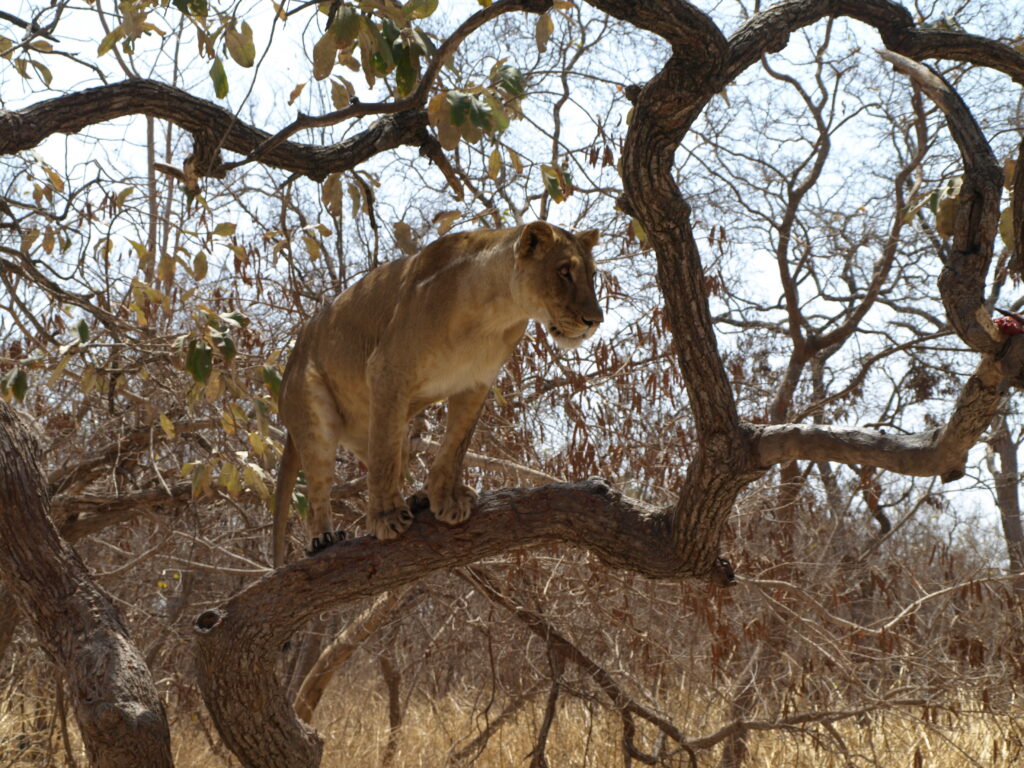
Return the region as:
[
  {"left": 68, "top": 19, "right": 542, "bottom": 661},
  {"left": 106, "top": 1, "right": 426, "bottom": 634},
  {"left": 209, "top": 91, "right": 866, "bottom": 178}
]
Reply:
[
  {"left": 306, "top": 529, "right": 347, "bottom": 557},
  {"left": 367, "top": 495, "right": 413, "bottom": 540},
  {"left": 430, "top": 483, "right": 477, "bottom": 526}
]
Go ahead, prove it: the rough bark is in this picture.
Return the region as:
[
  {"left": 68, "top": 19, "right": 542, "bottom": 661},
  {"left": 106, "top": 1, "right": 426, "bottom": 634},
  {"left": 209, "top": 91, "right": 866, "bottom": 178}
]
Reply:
[
  {"left": 0, "top": 402, "right": 172, "bottom": 768},
  {"left": 758, "top": 357, "right": 1008, "bottom": 479},
  {"left": 0, "top": 80, "right": 431, "bottom": 182},
  {"left": 194, "top": 481, "right": 694, "bottom": 768}
]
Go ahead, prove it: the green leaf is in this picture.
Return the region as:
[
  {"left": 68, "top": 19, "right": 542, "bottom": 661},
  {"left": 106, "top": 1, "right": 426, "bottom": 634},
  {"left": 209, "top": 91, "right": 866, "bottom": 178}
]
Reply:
[
  {"left": 186, "top": 339, "right": 213, "bottom": 382},
  {"left": 447, "top": 91, "right": 492, "bottom": 130},
  {"left": 212, "top": 331, "right": 236, "bottom": 363},
  {"left": 294, "top": 490, "right": 309, "bottom": 519},
  {"left": 218, "top": 311, "right": 248, "bottom": 328},
  {"left": 209, "top": 57, "right": 229, "bottom": 98},
  {"left": 2, "top": 369, "right": 28, "bottom": 402},
  {"left": 541, "top": 164, "right": 567, "bottom": 203},
  {"left": 225, "top": 21, "right": 256, "bottom": 68},
  {"left": 334, "top": 6, "right": 361, "bottom": 45},
  {"left": 173, "top": 0, "right": 207, "bottom": 18},
  {"left": 490, "top": 64, "right": 525, "bottom": 99},
  {"left": 76, "top": 319, "right": 89, "bottom": 343},
  {"left": 213, "top": 222, "right": 236, "bottom": 236},
  {"left": 481, "top": 91, "right": 509, "bottom": 132},
  {"left": 394, "top": 45, "right": 417, "bottom": 96},
  {"left": 262, "top": 366, "right": 282, "bottom": 399}
]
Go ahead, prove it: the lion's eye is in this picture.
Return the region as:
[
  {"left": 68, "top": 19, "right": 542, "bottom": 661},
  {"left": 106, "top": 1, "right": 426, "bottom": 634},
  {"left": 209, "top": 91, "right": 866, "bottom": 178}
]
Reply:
[{"left": 559, "top": 265, "right": 573, "bottom": 281}]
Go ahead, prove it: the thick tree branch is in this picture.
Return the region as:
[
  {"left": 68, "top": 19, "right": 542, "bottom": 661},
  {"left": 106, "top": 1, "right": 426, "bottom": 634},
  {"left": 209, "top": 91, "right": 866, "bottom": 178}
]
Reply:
[
  {"left": 0, "top": 403, "right": 172, "bottom": 768},
  {"left": 878, "top": 50, "right": 1006, "bottom": 356},
  {"left": 193, "top": 481, "right": 702, "bottom": 768},
  {"left": 0, "top": 80, "right": 429, "bottom": 181},
  {"left": 583, "top": 0, "right": 728, "bottom": 56},
  {"left": 727, "top": 0, "right": 1024, "bottom": 83},
  {"left": 758, "top": 356, "right": 1007, "bottom": 480},
  {"left": 586, "top": 0, "right": 761, "bottom": 573}
]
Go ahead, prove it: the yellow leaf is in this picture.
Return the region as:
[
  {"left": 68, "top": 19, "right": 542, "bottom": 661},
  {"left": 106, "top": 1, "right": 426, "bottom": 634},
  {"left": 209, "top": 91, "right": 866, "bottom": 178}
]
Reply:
[
  {"left": 219, "top": 461, "right": 240, "bottom": 497},
  {"left": 288, "top": 82, "right": 306, "bottom": 105},
  {"left": 488, "top": 148, "right": 501, "bottom": 180},
  {"left": 193, "top": 251, "right": 208, "bottom": 281},
  {"left": 243, "top": 463, "right": 270, "bottom": 500},
  {"left": 205, "top": 369, "right": 223, "bottom": 402},
  {"left": 248, "top": 430, "right": 266, "bottom": 457},
  {"left": 312, "top": 27, "right": 337, "bottom": 81},
  {"left": 157, "top": 252, "right": 176, "bottom": 282},
  {"left": 47, "top": 355, "right": 72, "bottom": 387},
  {"left": 433, "top": 210, "right": 461, "bottom": 236},
  {"left": 221, "top": 408, "right": 237, "bottom": 436},
  {"left": 322, "top": 173, "right": 343, "bottom": 217},
  {"left": 159, "top": 413, "right": 175, "bottom": 439},
  {"left": 535, "top": 14, "right": 553, "bottom": 53},
  {"left": 1000, "top": 206, "right": 1015, "bottom": 250},
  {"left": 330, "top": 78, "right": 351, "bottom": 109},
  {"left": 302, "top": 233, "right": 321, "bottom": 261},
  {"left": 393, "top": 221, "right": 418, "bottom": 254},
  {"left": 935, "top": 196, "right": 957, "bottom": 238}
]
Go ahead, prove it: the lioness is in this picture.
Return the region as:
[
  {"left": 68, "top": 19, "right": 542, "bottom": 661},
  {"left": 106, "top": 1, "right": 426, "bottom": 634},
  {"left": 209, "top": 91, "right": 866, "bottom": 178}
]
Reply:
[{"left": 272, "top": 221, "right": 602, "bottom": 565}]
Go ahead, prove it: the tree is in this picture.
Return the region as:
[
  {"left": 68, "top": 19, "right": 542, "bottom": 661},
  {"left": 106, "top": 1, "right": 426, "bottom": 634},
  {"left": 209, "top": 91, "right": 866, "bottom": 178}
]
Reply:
[{"left": 2, "top": 0, "right": 1024, "bottom": 766}]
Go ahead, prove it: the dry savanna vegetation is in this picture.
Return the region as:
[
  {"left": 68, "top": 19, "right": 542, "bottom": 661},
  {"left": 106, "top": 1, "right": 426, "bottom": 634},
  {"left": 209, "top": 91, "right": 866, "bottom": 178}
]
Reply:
[{"left": 2, "top": 0, "right": 1024, "bottom": 766}]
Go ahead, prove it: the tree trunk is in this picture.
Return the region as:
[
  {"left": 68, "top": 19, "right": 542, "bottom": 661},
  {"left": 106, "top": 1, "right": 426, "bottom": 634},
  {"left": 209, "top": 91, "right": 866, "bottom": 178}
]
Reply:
[
  {"left": 0, "top": 403, "right": 172, "bottom": 768},
  {"left": 987, "top": 414, "right": 1024, "bottom": 587}
]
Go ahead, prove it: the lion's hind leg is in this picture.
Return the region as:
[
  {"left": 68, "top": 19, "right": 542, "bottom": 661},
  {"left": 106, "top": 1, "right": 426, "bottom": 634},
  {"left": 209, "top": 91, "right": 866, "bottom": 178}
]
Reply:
[{"left": 291, "top": 383, "right": 348, "bottom": 556}]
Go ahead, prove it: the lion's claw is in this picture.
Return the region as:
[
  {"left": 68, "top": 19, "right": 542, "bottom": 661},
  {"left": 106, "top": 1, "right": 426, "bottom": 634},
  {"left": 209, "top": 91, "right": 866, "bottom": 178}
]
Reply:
[{"left": 306, "top": 529, "right": 347, "bottom": 556}]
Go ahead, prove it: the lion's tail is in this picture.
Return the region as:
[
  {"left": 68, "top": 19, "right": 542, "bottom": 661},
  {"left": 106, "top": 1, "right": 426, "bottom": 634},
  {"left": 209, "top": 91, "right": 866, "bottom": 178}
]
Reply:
[{"left": 272, "top": 433, "right": 300, "bottom": 568}]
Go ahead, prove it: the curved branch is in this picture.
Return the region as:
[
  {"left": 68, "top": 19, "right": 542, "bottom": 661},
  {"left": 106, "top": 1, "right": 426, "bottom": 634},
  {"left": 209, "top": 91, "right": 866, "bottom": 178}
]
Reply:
[
  {"left": 758, "top": 356, "right": 1007, "bottom": 480},
  {"left": 582, "top": 0, "right": 728, "bottom": 56},
  {"left": 0, "top": 80, "right": 428, "bottom": 181},
  {"left": 193, "top": 481, "right": 697, "bottom": 768},
  {"left": 878, "top": 50, "right": 1005, "bottom": 355},
  {"left": 727, "top": 0, "right": 1024, "bottom": 84}
]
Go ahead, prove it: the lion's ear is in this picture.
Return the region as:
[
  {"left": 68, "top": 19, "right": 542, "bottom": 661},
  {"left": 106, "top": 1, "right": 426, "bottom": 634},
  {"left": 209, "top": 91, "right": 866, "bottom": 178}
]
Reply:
[
  {"left": 577, "top": 229, "right": 599, "bottom": 251},
  {"left": 515, "top": 221, "right": 555, "bottom": 259}
]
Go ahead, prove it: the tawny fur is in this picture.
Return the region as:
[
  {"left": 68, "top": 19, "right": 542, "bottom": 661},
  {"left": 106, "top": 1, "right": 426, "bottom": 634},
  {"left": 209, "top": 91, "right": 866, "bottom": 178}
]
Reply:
[{"left": 272, "top": 222, "right": 603, "bottom": 566}]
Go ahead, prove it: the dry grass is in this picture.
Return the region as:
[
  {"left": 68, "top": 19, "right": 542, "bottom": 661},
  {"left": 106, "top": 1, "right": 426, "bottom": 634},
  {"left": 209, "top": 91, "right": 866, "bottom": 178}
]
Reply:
[{"left": 157, "top": 690, "right": 1024, "bottom": 768}]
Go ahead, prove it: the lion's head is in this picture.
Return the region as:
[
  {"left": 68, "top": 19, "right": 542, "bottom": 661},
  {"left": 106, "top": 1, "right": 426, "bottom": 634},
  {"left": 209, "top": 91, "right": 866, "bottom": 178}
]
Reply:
[{"left": 512, "top": 221, "right": 603, "bottom": 350}]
